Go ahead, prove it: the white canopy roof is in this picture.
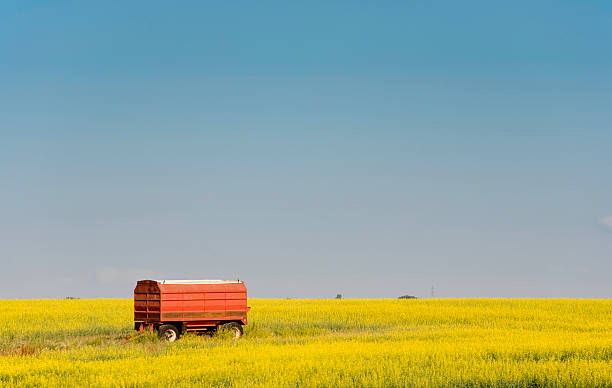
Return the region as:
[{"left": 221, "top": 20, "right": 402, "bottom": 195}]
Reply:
[{"left": 157, "top": 279, "right": 242, "bottom": 284}]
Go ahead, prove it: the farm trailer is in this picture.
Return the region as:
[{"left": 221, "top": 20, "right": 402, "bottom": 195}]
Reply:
[{"left": 134, "top": 279, "right": 250, "bottom": 341}]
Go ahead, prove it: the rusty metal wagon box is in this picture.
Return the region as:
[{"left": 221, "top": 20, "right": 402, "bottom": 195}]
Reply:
[{"left": 134, "top": 279, "right": 249, "bottom": 340}]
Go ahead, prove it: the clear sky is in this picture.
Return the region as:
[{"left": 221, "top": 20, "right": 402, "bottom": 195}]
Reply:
[{"left": 1, "top": 1, "right": 611, "bottom": 298}]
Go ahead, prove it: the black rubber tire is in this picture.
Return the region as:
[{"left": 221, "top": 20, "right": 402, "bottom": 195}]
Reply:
[
  {"left": 158, "top": 324, "right": 180, "bottom": 342},
  {"left": 220, "top": 322, "right": 243, "bottom": 338}
]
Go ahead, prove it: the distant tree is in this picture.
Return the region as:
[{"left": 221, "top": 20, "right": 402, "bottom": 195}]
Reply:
[
  {"left": 336, "top": 294, "right": 342, "bottom": 299},
  {"left": 398, "top": 295, "right": 417, "bottom": 299}
]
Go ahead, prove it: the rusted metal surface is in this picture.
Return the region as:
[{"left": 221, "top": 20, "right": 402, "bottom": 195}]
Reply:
[{"left": 133, "top": 279, "right": 249, "bottom": 332}]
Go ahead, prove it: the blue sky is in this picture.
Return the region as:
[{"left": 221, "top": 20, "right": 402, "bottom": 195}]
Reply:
[{"left": 1, "top": 1, "right": 611, "bottom": 298}]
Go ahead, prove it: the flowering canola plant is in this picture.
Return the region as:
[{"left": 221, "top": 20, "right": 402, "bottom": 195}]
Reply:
[{"left": 0, "top": 299, "right": 611, "bottom": 387}]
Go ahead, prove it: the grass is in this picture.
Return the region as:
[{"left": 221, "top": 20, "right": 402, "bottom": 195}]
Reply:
[{"left": 0, "top": 298, "right": 611, "bottom": 387}]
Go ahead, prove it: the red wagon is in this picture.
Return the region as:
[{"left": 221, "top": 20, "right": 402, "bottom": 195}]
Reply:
[{"left": 134, "top": 279, "right": 250, "bottom": 341}]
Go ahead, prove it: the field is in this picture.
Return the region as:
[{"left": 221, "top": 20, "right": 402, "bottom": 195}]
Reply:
[{"left": 0, "top": 299, "right": 611, "bottom": 387}]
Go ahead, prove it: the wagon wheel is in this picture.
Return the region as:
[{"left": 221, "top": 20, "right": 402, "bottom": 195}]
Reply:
[
  {"left": 158, "top": 324, "right": 180, "bottom": 342},
  {"left": 220, "top": 322, "right": 243, "bottom": 338}
]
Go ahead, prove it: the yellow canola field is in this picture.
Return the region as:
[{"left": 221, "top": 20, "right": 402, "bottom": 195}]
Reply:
[{"left": 0, "top": 299, "right": 611, "bottom": 387}]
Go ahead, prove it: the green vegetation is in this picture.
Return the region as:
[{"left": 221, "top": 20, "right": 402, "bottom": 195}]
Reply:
[{"left": 1, "top": 299, "right": 611, "bottom": 387}]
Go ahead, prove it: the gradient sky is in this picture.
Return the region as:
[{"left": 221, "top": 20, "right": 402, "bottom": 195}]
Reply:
[{"left": 1, "top": 1, "right": 611, "bottom": 298}]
